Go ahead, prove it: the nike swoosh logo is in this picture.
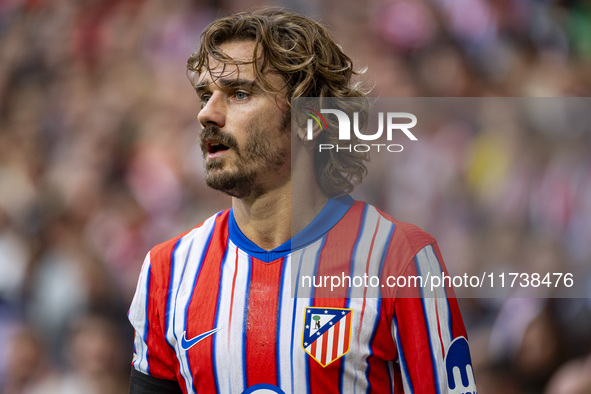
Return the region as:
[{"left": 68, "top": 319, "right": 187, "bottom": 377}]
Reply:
[{"left": 180, "top": 328, "right": 219, "bottom": 351}]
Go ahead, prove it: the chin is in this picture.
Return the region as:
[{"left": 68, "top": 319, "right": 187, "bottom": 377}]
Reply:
[{"left": 205, "top": 172, "right": 259, "bottom": 199}]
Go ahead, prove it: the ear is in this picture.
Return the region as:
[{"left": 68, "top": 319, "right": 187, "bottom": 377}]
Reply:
[{"left": 297, "top": 119, "right": 322, "bottom": 142}]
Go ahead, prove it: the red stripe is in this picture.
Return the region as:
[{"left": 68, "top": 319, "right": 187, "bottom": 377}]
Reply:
[
  {"left": 308, "top": 202, "right": 364, "bottom": 392},
  {"left": 185, "top": 212, "right": 229, "bottom": 393},
  {"left": 245, "top": 257, "right": 284, "bottom": 386},
  {"left": 145, "top": 232, "right": 189, "bottom": 385},
  {"left": 310, "top": 337, "right": 317, "bottom": 359},
  {"left": 227, "top": 246, "right": 239, "bottom": 344},
  {"left": 313, "top": 201, "right": 365, "bottom": 300},
  {"left": 146, "top": 252, "right": 176, "bottom": 379},
  {"left": 331, "top": 319, "right": 341, "bottom": 361},
  {"left": 358, "top": 218, "right": 381, "bottom": 345},
  {"left": 365, "top": 301, "right": 397, "bottom": 394},
  {"left": 394, "top": 297, "right": 438, "bottom": 391}
]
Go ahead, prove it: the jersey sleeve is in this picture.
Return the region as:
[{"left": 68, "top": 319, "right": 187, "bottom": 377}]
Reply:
[
  {"left": 128, "top": 252, "right": 179, "bottom": 382},
  {"left": 390, "top": 243, "right": 477, "bottom": 394}
]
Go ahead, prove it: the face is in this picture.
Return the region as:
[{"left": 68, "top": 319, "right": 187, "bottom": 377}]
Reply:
[{"left": 195, "top": 40, "right": 291, "bottom": 199}]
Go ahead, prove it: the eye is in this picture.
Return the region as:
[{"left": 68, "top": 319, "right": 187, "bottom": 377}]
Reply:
[
  {"left": 235, "top": 91, "right": 249, "bottom": 100},
  {"left": 200, "top": 94, "right": 211, "bottom": 104}
]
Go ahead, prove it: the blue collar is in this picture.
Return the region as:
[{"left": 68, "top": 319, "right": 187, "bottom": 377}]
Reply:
[{"left": 228, "top": 195, "right": 355, "bottom": 262}]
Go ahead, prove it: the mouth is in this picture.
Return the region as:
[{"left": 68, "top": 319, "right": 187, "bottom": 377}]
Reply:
[{"left": 205, "top": 140, "right": 231, "bottom": 158}]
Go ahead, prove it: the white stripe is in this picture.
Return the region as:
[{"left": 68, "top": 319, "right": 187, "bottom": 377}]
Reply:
[
  {"left": 342, "top": 208, "right": 388, "bottom": 391},
  {"left": 424, "top": 245, "right": 452, "bottom": 347},
  {"left": 416, "top": 245, "right": 450, "bottom": 392},
  {"left": 291, "top": 294, "right": 312, "bottom": 393},
  {"left": 129, "top": 253, "right": 151, "bottom": 374},
  {"left": 315, "top": 334, "right": 323, "bottom": 361},
  {"left": 388, "top": 360, "right": 396, "bottom": 393},
  {"left": 349, "top": 208, "right": 380, "bottom": 298},
  {"left": 227, "top": 245, "right": 251, "bottom": 391},
  {"left": 213, "top": 243, "right": 238, "bottom": 393},
  {"left": 366, "top": 211, "right": 395, "bottom": 298},
  {"left": 291, "top": 240, "right": 324, "bottom": 299},
  {"left": 289, "top": 241, "right": 323, "bottom": 392},
  {"left": 345, "top": 298, "right": 379, "bottom": 393}
]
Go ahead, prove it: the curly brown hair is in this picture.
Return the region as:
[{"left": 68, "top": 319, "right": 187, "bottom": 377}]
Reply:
[{"left": 187, "top": 10, "right": 368, "bottom": 197}]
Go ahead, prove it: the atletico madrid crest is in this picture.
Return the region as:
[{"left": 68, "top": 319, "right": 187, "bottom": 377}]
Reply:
[{"left": 302, "top": 307, "right": 353, "bottom": 367}]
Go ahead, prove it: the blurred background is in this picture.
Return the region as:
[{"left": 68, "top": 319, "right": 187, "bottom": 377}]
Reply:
[{"left": 0, "top": 0, "right": 590, "bottom": 393}]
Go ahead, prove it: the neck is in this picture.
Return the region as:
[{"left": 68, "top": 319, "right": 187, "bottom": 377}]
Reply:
[{"left": 231, "top": 176, "right": 327, "bottom": 251}]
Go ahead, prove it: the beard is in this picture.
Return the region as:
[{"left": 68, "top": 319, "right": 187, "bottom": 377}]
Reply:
[{"left": 200, "top": 113, "right": 290, "bottom": 199}]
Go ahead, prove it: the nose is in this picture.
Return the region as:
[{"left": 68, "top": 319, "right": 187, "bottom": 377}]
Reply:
[{"left": 198, "top": 92, "right": 226, "bottom": 128}]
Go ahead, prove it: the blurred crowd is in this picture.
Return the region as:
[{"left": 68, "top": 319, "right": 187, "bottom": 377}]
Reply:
[{"left": 0, "top": 0, "right": 590, "bottom": 393}]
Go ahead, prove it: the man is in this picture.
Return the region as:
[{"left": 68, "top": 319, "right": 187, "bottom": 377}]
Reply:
[{"left": 128, "top": 10, "right": 476, "bottom": 394}]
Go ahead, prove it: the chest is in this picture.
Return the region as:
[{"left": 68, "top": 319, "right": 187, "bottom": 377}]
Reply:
[{"left": 162, "top": 247, "right": 397, "bottom": 392}]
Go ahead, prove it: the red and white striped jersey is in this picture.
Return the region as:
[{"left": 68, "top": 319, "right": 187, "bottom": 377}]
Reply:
[{"left": 128, "top": 196, "right": 476, "bottom": 393}]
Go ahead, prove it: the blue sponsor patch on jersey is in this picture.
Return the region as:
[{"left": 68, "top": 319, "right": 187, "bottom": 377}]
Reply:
[
  {"left": 242, "top": 383, "right": 285, "bottom": 394},
  {"left": 445, "top": 336, "right": 477, "bottom": 394}
]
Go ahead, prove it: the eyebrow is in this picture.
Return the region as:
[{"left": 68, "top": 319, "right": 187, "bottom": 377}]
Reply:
[{"left": 195, "top": 78, "right": 258, "bottom": 94}]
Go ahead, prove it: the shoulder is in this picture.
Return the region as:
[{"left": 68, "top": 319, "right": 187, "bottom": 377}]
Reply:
[
  {"left": 379, "top": 208, "right": 435, "bottom": 250},
  {"left": 148, "top": 209, "right": 230, "bottom": 278},
  {"left": 350, "top": 200, "right": 438, "bottom": 281},
  {"left": 355, "top": 200, "right": 436, "bottom": 251}
]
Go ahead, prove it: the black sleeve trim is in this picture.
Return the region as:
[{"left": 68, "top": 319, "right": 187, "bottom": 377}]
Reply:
[{"left": 129, "top": 368, "right": 183, "bottom": 394}]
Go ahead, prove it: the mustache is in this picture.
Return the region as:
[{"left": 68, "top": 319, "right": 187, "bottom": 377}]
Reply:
[{"left": 200, "top": 125, "right": 239, "bottom": 153}]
